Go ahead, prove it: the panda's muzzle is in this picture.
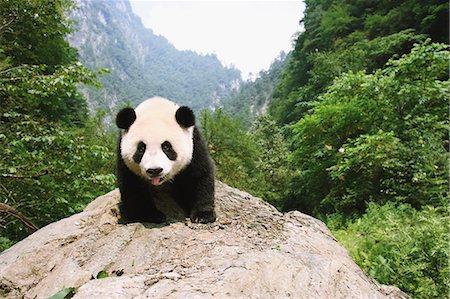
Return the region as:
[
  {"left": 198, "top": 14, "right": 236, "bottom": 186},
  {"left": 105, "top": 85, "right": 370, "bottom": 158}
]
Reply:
[
  {"left": 146, "top": 168, "right": 163, "bottom": 176},
  {"left": 146, "top": 168, "right": 164, "bottom": 186}
]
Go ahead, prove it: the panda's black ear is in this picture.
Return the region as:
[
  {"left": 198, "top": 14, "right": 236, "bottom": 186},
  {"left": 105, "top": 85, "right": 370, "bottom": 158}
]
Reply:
[
  {"left": 176, "top": 106, "right": 195, "bottom": 128},
  {"left": 116, "top": 107, "right": 136, "bottom": 130}
]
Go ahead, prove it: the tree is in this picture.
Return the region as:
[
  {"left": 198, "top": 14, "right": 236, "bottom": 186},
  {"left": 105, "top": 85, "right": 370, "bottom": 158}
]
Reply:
[
  {"left": 269, "top": 0, "right": 448, "bottom": 125},
  {"left": 251, "top": 115, "right": 294, "bottom": 208},
  {"left": 0, "top": 0, "right": 112, "bottom": 250},
  {"left": 0, "top": 0, "right": 77, "bottom": 68},
  {"left": 284, "top": 41, "right": 449, "bottom": 215},
  {"left": 200, "top": 109, "right": 262, "bottom": 195},
  {"left": 0, "top": 0, "right": 104, "bottom": 125}
]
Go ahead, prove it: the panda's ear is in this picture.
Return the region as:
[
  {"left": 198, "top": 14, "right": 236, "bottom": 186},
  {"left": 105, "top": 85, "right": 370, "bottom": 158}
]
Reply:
[
  {"left": 116, "top": 107, "right": 136, "bottom": 130},
  {"left": 175, "top": 106, "right": 195, "bottom": 128}
]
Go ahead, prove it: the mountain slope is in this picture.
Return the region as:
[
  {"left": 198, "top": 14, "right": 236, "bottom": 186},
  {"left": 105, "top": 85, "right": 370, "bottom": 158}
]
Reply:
[
  {"left": 68, "top": 0, "right": 241, "bottom": 112},
  {"left": 224, "top": 52, "right": 289, "bottom": 126}
]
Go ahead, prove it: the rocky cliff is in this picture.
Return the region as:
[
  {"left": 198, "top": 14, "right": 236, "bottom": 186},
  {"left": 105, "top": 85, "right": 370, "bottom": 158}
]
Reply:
[
  {"left": 0, "top": 182, "right": 406, "bottom": 298},
  {"left": 68, "top": 0, "right": 241, "bottom": 113}
]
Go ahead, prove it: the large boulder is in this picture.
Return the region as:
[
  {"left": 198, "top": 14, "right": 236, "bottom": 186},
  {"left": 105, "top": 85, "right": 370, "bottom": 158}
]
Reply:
[{"left": 0, "top": 182, "right": 406, "bottom": 298}]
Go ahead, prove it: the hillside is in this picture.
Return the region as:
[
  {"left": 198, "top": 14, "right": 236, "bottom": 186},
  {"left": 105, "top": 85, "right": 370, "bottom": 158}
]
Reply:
[
  {"left": 269, "top": 0, "right": 448, "bottom": 125},
  {"left": 224, "top": 52, "right": 289, "bottom": 126},
  {"left": 68, "top": 0, "right": 241, "bottom": 112}
]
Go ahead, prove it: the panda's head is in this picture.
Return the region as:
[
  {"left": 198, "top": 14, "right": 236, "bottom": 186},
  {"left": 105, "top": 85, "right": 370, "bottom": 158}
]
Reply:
[{"left": 116, "top": 97, "right": 195, "bottom": 186}]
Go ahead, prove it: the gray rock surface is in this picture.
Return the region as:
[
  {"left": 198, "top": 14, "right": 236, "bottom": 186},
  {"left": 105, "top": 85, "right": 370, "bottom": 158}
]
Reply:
[{"left": 0, "top": 182, "right": 407, "bottom": 298}]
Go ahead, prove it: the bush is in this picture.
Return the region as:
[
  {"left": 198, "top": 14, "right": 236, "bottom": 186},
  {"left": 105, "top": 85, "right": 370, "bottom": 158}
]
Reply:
[
  {"left": 286, "top": 41, "right": 449, "bottom": 215},
  {"left": 0, "top": 112, "right": 116, "bottom": 250},
  {"left": 329, "top": 202, "right": 449, "bottom": 298},
  {"left": 199, "top": 110, "right": 292, "bottom": 208},
  {"left": 200, "top": 109, "right": 262, "bottom": 195},
  {"left": 251, "top": 115, "right": 294, "bottom": 208}
]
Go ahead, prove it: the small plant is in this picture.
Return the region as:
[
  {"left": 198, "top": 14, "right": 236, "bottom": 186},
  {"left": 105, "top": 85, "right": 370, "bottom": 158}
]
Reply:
[{"left": 330, "top": 202, "right": 449, "bottom": 298}]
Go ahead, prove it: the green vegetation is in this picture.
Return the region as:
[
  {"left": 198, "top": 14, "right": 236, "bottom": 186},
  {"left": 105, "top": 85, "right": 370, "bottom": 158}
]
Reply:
[
  {"left": 0, "top": 0, "right": 115, "bottom": 251},
  {"left": 270, "top": 0, "right": 448, "bottom": 125},
  {"left": 48, "top": 287, "right": 76, "bottom": 299},
  {"left": 285, "top": 42, "right": 448, "bottom": 216},
  {"left": 200, "top": 110, "right": 292, "bottom": 208},
  {"left": 328, "top": 202, "right": 449, "bottom": 298}
]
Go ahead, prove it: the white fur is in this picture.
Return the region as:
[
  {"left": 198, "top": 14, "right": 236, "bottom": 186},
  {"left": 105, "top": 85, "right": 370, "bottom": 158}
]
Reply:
[{"left": 120, "top": 97, "right": 194, "bottom": 184}]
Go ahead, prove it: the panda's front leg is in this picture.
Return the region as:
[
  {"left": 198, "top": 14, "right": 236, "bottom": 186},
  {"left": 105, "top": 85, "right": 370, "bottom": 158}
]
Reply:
[
  {"left": 117, "top": 161, "right": 166, "bottom": 224},
  {"left": 190, "top": 191, "right": 216, "bottom": 224},
  {"left": 172, "top": 171, "right": 215, "bottom": 223},
  {"left": 184, "top": 173, "right": 216, "bottom": 224},
  {"left": 119, "top": 192, "right": 166, "bottom": 224}
]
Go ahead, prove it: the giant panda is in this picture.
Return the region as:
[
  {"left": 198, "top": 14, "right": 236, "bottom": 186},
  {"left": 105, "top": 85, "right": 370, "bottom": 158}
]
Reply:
[{"left": 115, "top": 96, "right": 216, "bottom": 224}]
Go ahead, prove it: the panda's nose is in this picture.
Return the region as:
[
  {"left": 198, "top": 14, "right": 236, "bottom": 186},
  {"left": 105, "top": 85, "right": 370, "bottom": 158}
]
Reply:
[{"left": 146, "top": 168, "right": 163, "bottom": 176}]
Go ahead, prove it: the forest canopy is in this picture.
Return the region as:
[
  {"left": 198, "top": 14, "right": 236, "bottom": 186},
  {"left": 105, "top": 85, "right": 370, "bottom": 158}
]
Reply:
[
  {"left": 0, "top": 0, "right": 115, "bottom": 250},
  {"left": 270, "top": 0, "right": 448, "bottom": 125}
]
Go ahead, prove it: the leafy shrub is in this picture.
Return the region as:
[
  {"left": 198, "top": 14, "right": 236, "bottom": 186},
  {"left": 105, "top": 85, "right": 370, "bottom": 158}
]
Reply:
[
  {"left": 251, "top": 115, "right": 294, "bottom": 208},
  {"left": 0, "top": 112, "right": 116, "bottom": 250},
  {"left": 200, "top": 109, "right": 262, "bottom": 195},
  {"left": 200, "top": 110, "right": 292, "bottom": 208},
  {"left": 285, "top": 41, "right": 449, "bottom": 215},
  {"left": 329, "top": 202, "right": 449, "bottom": 298}
]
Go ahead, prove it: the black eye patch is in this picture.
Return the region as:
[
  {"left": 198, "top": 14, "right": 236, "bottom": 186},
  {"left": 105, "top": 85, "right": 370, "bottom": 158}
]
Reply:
[
  {"left": 162, "top": 141, "right": 177, "bottom": 161},
  {"left": 133, "top": 141, "right": 146, "bottom": 163}
]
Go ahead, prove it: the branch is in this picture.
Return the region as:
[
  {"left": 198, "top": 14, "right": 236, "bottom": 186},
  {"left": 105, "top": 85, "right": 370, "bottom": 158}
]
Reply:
[
  {"left": 0, "top": 65, "right": 25, "bottom": 75},
  {"left": 1, "top": 170, "right": 48, "bottom": 179},
  {"left": 0, "top": 18, "right": 14, "bottom": 32},
  {"left": 0, "top": 203, "right": 39, "bottom": 232}
]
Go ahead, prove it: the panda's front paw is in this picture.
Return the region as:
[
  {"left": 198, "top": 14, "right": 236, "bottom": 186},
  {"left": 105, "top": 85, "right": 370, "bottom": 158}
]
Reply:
[
  {"left": 146, "top": 209, "right": 167, "bottom": 224},
  {"left": 191, "top": 210, "right": 216, "bottom": 224}
]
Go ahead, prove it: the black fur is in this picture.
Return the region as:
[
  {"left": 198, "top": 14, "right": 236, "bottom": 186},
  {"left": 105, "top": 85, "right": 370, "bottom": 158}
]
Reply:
[
  {"left": 116, "top": 107, "right": 136, "bottom": 130},
  {"left": 162, "top": 141, "right": 177, "bottom": 161},
  {"left": 116, "top": 127, "right": 216, "bottom": 224},
  {"left": 172, "top": 128, "right": 216, "bottom": 223},
  {"left": 133, "top": 141, "right": 146, "bottom": 163},
  {"left": 175, "top": 106, "right": 195, "bottom": 128}
]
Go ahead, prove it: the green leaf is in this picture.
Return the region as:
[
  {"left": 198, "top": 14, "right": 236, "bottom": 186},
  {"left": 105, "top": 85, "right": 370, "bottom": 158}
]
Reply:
[
  {"left": 96, "top": 270, "right": 109, "bottom": 279},
  {"left": 47, "top": 287, "right": 76, "bottom": 299}
]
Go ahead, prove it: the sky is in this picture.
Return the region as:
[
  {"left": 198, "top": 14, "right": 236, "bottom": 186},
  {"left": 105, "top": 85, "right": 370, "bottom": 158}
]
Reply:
[{"left": 129, "top": 1, "right": 304, "bottom": 80}]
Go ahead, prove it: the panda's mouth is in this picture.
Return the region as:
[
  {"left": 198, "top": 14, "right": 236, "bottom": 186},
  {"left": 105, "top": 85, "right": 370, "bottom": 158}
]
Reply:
[
  {"left": 150, "top": 176, "right": 163, "bottom": 186},
  {"left": 149, "top": 174, "right": 171, "bottom": 186}
]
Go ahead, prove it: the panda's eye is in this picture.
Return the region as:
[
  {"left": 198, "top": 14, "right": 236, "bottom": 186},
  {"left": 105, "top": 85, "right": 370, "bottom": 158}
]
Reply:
[
  {"left": 137, "top": 142, "right": 146, "bottom": 153},
  {"left": 133, "top": 141, "right": 146, "bottom": 163},
  {"left": 162, "top": 141, "right": 177, "bottom": 161},
  {"left": 162, "top": 141, "right": 171, "bottom": 151}
]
